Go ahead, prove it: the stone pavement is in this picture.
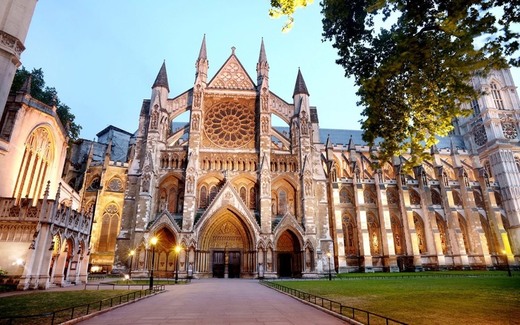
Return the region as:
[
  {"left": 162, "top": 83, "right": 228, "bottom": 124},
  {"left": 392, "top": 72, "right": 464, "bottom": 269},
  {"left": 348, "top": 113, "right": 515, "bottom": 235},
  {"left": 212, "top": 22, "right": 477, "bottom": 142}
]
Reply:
[{"left": 79, "top": 279, "right": 348, "bottom": 325}]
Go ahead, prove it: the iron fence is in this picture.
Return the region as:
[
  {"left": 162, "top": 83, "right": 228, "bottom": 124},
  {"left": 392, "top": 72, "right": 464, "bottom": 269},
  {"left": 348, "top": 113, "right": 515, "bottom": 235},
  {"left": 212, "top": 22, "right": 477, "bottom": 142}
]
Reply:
[
  {"left": 261, "top": 280, "right": 407, "bottom": 325},
  {"left": 0, "top": 285, "right": 165, "bottom": 325}
]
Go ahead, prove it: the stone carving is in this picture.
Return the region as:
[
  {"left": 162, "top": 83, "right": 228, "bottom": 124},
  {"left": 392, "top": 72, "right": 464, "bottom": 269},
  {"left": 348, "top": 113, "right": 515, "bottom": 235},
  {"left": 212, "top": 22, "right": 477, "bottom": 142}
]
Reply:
[
  {"left": 192, "top": 113, "right": 200, "bottom": 131},
  {"left": 204, "top": 101, "right": 255, "bottom": 148},
  {"left": 261, "top": 116, "right": 269, "bottom": 133},
  {"left": 209, "top": 57, "right": 255, "bottom": 90}
]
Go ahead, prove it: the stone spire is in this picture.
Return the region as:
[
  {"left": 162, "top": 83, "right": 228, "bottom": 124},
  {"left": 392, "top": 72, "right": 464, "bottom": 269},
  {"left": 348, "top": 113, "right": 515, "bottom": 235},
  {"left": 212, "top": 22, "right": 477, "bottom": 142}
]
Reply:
[
  {"left": 152, "top": 61, "right": 170, "bottom": 92},
  {"left": 293, "top": 68, "right": 309, "bottom": 96},
  {"left": 259, "top": 37, "right": 267, "bottom": 63},
  {"left": 198, "top": 34, "right": 207, "bottom": 60},
  {"left": 195, "top": 35, "right": 209, "bottom": 83},
  {"left": 257, "top": 38, "right": 269, "bottom": 85}
]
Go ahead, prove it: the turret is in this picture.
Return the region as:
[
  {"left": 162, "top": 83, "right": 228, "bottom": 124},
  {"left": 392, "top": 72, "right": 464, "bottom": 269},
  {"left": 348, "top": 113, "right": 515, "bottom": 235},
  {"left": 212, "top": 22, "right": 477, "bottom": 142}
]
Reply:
[
  {"left": 293, "top": 68, "right": 311, "bottom": 138},
  {"left": 151, "top": 61, "right": 170, "bottom": 108},
  {"left": 149, "top": 61, "right": 170, "bottom": 138}
]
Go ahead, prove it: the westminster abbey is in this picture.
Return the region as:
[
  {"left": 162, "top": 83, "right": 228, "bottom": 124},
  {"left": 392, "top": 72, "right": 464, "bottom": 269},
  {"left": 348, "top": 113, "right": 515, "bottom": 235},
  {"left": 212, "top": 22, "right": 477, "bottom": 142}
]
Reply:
[
  {"left": 1, "top": 33, "right": 519, "bottom": 285},
  {"left": 72, "top": 36, "right": 519, "bottom": 278}
]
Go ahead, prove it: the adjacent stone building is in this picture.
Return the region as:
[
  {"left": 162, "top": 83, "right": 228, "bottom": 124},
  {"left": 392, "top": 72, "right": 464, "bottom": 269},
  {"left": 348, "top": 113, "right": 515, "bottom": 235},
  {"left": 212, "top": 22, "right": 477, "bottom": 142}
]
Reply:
[
  {"left": 0, "top": 81, "right": 91, "bottom": 289},
  {"left": 83, "top": 37, "right": 518, "bottom": 278}
]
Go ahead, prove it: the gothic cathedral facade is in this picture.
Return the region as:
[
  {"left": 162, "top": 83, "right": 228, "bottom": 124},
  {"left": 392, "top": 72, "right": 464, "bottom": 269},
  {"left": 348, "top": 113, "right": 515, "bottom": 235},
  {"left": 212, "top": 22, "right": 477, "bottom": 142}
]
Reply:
[{"left": 85, "top": 37, "right": 518, "bottom": 278}]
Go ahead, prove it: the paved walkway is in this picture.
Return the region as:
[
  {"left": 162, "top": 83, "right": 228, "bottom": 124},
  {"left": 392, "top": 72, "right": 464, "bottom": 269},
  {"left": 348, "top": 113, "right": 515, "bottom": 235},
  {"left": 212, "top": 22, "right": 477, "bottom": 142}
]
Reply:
[{"left": 79, "top": 279, "right": 347, "bottom": 325}]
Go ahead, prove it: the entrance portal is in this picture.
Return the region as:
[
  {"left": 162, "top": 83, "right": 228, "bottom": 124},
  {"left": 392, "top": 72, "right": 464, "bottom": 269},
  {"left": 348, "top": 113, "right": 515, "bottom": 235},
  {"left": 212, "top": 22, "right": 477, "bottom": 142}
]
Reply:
[
  {"left": 276, "top": 230, "right": 302, "bottom": 278},
  {"left": 278, "top": 253, "right": 292, "bottom": 277},
  {"left": 212, "top": 251, "right": 241, "bottom": 278}
]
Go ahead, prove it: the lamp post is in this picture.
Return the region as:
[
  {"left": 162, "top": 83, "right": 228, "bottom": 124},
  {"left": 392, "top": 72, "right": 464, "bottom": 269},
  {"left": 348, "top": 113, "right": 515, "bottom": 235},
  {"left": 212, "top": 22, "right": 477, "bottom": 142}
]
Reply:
[
  {"left": 174, "top": 245, "right": 182, "bottom": 284},
  {"left": 149, "top": 237, "right": 158, "bottom": 291},
  {"left": 128, "top": 250, "right": 135, "bottom": 279},
  {"left": 502, "top": 250, "right": 512, "bottom": 277},
  {"left": 326, "top": 252, "right": 332, "bottom": 281}
]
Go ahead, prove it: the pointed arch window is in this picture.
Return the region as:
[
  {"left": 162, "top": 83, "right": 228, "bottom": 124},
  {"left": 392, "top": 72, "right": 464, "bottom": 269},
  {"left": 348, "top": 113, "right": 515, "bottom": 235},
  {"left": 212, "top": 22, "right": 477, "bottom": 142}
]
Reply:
[
  {"left": 342, "top": 215, "right": 358, "bottom": 255},
  {"left": 431, "top": 189, "right": 442, "bottom": 205},
  {"left": 278, "top": 190, "right": 287, "bottom": 215},
  {"left": 367, "top": 214, "right": 381, "bottom": 255},
  {"left": 471, "top": 99, "right": 481, "bottom": 116},
  {"left": 97, "top": 203, "right": 120, "bottom": 253},
  {"left": 391, "top": 215, "right": 404, "bottom": 255},
  {"left": 14, "top": 127, "right": 55, "bottom": 204},
  {"left": 413, "top": 213, "right": 427, "bottom": 254},
  {"left": 249, "top": 187, "right": 256, "bottom": 209},
  {"left": 209, "top": 185, "right": 218, "bottom": 203},
  {"left": 436, "top": 214, "right": 449, "bottom": 254},
  {"left": 240, "top": 186, "right": 247, "bottom": 204},
  {"left": 458, "top": 214, "right": 472, "bottom": 253},
  {"left": 199, "top": 186, "right": 208, "bottom": 209},
  {"left": 491, "top": 83, "right": 505, "bottom": 110},
  {"left": 410, "top": 189, "right": 421, "bottom": 205},
  {"left": 339, "top": 187, "right": 348, "bottom": 203}
]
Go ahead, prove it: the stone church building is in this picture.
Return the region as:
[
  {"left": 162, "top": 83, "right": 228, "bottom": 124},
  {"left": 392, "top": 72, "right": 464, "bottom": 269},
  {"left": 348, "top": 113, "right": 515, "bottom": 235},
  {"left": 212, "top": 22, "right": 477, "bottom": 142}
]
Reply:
[
  {"left": 80, "top": 37, "right": 518, "bottom": 278},
  {"left": 1, "top": 1, "right": 518, "bottom": 290}
]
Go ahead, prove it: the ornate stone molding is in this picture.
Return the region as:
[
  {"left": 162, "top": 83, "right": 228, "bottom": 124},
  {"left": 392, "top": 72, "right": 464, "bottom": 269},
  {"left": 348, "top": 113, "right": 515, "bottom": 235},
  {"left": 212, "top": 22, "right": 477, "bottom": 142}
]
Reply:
[{"left": 0, "top": 30, "right": 25, "bottom": 63}]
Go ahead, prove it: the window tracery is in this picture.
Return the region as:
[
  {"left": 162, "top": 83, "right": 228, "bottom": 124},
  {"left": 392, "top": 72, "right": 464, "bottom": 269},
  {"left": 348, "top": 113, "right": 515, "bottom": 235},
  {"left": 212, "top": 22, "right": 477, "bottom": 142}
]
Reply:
[
  {"left": 14, "top": 127, "right": 55, "bottom": 203},
  {"left": 391, "top": 215, "right": 404, "bottom": 255},
  {"left": 436, "top": 214, "right": 449, "bottom": 254},
  {"left": 491, "top": 83, "right": 505, "bottom": 110},
  {"left": 107, "top": 177, "right": 123, "bottom": 192},
  {"left": 342, "top": 215, "right": 358, "bottom": 255},
  {"left": 204, "top": 101, "right": 255, "bottom": 148},
  {"left": 97, "top": 203, "right": 120, "bottom": 253},
  {"left": 413, "top": 213, "right": 427, "bottom": 254}
]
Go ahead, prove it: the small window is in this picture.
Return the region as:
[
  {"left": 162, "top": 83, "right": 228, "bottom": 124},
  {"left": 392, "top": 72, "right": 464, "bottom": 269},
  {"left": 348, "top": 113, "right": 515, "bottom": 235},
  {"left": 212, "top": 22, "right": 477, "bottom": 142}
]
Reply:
[
  {"left": 471, "top": 99, "right": 480, "bottom": 115},
  {"left": 491, "top": 83, "right": 505, "bottom": 110}
]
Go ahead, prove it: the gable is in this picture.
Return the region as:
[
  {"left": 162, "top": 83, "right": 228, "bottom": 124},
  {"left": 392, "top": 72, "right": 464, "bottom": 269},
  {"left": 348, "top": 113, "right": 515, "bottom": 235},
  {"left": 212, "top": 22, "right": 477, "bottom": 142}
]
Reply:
[{"left": 207, "top": 54, "right": 256, "bottom": 90}]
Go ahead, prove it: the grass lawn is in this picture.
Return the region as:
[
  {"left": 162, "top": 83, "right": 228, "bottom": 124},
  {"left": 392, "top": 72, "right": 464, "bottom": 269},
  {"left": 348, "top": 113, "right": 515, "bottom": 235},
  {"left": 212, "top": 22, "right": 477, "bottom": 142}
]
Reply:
[
  {"left": 278, "top": 272, "right": 520, "bottom": 325},
  {"left": 0, "top": 290, "right": 138, "bottom": 324}
]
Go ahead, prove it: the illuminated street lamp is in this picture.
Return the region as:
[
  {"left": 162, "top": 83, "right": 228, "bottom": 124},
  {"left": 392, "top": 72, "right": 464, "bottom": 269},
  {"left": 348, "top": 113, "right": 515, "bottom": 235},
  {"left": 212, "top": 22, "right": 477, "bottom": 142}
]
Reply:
[
  {"left": 326, "top": 252, "right": 332, "bottom": 281},
  {"left": 149, "top": 237, "right": 158, "bottom": 291},
  {"left": 128, "top": 250, "right": 135, "bottom": 279},
  {"left": 174, "top": 245, "right": 182, "bottom": 284},
  {"left": 502, "top": 250, "right": 512, "bottom": 277}
]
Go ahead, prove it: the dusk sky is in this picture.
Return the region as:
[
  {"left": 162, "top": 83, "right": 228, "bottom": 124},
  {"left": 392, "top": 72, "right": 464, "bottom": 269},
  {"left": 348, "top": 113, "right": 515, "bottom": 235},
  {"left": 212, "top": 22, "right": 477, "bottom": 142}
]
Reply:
[{"left": 21, "top": 1, "right": 520, "bottom": 140}]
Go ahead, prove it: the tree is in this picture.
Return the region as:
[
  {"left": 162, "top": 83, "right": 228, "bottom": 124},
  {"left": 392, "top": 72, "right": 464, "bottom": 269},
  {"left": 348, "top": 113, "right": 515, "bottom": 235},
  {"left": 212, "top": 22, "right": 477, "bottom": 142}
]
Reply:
[
  {"left": 10, "top": 67, "right": 82, "bottom": 140},
  {"left": 269, "top": 0, "right": 314, "bottom": 32},
  {"left": 270, "top": 0, "right": 519, "bottom": 167}
]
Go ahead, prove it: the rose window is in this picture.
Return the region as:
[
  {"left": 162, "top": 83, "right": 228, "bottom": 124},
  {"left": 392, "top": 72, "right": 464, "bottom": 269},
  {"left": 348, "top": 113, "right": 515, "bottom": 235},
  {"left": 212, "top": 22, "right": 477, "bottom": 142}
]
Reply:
[
  {"left": 474, "top": 125, "right": 487, "bottom": 146},
  {"left": 204, "top": 101, "right": 255, "bottom": 148},
  {"left": 502, "top": 122, "right": 518, "bottom": 140}
]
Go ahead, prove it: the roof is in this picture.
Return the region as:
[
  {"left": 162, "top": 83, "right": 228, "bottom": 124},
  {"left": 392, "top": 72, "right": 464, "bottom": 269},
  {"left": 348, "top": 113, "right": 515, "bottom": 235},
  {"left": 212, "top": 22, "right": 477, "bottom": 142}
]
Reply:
[
  {"left": 293, "top": 69, "right": 309, "bottom": 96},
  {"left": 152, "top": 61, "right": 170, "bottom": 91}
]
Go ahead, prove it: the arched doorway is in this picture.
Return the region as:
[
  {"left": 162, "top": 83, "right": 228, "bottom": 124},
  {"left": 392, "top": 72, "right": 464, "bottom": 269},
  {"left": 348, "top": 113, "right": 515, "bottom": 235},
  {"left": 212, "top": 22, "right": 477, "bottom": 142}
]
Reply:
[
  {"left": 151, "top": 227, "right": 178, "bottom": 278},
  {"left": 276, "top": 230, "right": 302, "bottom": 278},
  {"left": 198, "top": 209, "right": 255, "bottom": 278}
]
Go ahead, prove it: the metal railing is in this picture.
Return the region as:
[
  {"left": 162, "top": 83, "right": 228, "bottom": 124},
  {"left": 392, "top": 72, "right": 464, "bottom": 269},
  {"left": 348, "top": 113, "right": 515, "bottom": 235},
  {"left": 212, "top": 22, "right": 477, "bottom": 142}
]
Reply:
[
  {"left": 261, "top": 281, "right": 407, "bottom": 325},
  {"left": 0, "top": 285, "right": 165, "bottom": 325}
]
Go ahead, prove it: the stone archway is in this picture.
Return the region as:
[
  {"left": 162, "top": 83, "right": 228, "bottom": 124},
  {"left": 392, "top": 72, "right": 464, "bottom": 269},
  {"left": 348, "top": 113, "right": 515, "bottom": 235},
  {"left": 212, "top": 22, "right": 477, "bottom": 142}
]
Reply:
[
  {"left": 151, "top": 227, "right": 179, "bottom": 278},
  {"left": 197, "top": 209, "right": 256, "bottom": 278},
  {"left": 276, "top": 230, "right": 302, "bottom": 278}
]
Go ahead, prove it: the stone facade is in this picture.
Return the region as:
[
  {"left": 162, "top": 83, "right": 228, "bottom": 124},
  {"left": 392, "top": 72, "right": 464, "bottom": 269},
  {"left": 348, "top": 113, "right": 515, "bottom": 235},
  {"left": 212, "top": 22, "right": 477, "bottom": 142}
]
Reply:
[
  {"left": 0, "top": 0, "right": 37, "bottom": 135},
  {"left": 81, "top": 38, "right": 519, "bottom": 277},
  {"left": 0, "top": 85, "right": 91, "bottom": 289}
]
